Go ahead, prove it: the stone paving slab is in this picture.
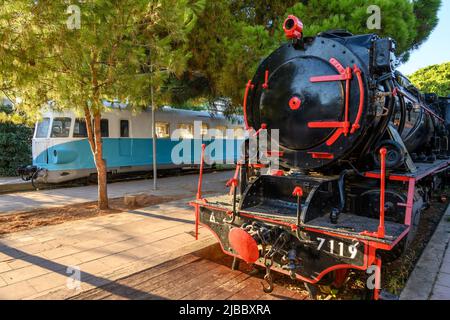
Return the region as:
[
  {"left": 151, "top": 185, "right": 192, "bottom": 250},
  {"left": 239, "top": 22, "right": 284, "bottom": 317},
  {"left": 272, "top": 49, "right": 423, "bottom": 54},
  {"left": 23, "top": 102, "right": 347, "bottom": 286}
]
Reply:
[
  {"left": 0, "top": 171, "right": 230, "bottom": 214},
  {"left": 0, "top": 198, "right": 218, "bottom": 300},
  {"left": 400, "top": 204, "right": 450, "bottom": 300}
]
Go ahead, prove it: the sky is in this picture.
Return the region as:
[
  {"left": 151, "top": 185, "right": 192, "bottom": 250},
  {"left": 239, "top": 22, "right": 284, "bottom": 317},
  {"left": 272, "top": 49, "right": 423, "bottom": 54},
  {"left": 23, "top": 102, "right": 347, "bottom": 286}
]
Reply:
[{"left": 397, "top": 0, "right": 450, "bottom": 76}]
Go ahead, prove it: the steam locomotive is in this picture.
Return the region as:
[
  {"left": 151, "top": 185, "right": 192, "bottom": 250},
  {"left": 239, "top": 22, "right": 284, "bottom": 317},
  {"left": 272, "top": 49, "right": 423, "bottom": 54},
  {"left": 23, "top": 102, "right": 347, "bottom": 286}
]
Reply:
[{"left": 192, "top": 16, "right": 450, "bottom": 299}]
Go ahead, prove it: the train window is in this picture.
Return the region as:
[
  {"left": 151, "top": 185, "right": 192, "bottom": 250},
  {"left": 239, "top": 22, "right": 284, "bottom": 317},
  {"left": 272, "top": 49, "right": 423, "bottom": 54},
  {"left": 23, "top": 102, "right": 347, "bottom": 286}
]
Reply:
[
  {"left": 234, "top": 128, "right": 245, "bottom": 139},
  {"left": 91, "top": 119, "right": 109, "bottom": 137},
  {"left": 177, "top": 124, "right": 194, "bottom": 139},
  {"left": 51, "top": 117, "right": 71, "bottom": 138},
  {"left": 201, "top": 123, "right": 209, "bottom": 137},
  {"left": 73, "top": 119, "right": 88, "bottom": 138},
  {"left": 120, "top": 120, "right": 129, "bottom": 137},
  {"left": 213, "top": 126, "right": 227, "bottom": 138},
  {"left": 156, "top": 122, "right": 170, "bottom": 138},
  {"left": 100, "top": 119, "right": 109, "bottom": 137},
  {"left": 35, "top": 118, "right": 50, "bottom": 138}
]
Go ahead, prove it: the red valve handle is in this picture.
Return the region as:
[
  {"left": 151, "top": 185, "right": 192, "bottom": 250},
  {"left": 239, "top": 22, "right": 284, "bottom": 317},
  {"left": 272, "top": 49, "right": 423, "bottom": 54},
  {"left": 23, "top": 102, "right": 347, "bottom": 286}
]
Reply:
[{"left": 292, "top": 186, "right": 303, "bottom": 197}]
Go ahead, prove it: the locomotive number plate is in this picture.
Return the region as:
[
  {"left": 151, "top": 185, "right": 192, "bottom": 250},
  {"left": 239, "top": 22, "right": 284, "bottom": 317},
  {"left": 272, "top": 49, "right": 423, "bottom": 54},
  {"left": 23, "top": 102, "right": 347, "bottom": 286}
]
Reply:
[
  {"left": 309, "top": 232, "right": 366, "bottom": 266},
  {"left": 316, "top": 237, "right": 360, "bottom": 260}
]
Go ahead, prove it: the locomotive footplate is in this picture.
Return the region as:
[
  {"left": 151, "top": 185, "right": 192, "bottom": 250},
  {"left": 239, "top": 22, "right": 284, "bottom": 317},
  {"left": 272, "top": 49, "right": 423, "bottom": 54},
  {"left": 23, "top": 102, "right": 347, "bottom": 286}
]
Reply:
[{"left": 191, "top": 194, "right": 409, "bottom": 283}]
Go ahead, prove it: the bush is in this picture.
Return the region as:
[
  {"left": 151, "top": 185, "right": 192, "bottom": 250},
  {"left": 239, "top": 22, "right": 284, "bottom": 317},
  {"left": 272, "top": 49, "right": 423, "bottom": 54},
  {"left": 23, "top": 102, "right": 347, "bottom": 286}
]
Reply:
[{"left": 0, "top": 104, "right": 33, "bottom": 176}]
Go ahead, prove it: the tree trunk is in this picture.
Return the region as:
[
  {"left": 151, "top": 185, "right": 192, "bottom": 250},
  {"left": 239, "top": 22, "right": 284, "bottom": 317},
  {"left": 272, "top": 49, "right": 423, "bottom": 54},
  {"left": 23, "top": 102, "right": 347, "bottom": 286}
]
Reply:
[
  {"left": 87, "top": 49, "right": 109, "bottom": 210},
  {"left": 84, "top": 106, "right": 109, "bottom": 210},
  {"left": 93, "top": 112, "right": 109, "bottom": 210}
]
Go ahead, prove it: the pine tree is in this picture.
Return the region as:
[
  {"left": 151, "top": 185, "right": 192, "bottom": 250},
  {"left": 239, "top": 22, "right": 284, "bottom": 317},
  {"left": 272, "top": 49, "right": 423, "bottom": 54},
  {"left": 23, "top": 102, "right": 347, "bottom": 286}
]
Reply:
[
  {"left": 0, "top": 0, "right": 203, "bottom": 209},
  {"left": 176, "top": 0, "right": 441, "bottom": 108}
]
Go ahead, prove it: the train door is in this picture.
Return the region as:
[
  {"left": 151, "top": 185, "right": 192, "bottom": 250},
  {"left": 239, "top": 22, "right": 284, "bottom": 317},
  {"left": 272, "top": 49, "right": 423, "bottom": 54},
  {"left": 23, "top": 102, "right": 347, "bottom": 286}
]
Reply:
[
  {"left": 119, "top": 119, "right": 132, "bottom": 157},
  {"left": 33, "top": 117, "right": 51, "bottom": 165}
]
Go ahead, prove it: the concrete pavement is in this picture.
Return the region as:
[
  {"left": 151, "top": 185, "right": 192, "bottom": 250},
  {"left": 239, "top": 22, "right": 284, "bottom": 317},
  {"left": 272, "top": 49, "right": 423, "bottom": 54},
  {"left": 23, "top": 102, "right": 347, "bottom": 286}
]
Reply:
[
  {"left": 400, "top": 205, "right": 450, "bottom": 300},
  {"left": 0, "top": 198, "right": 217, "bottom": 299},
  {"left": 0, "top": 177, "right": 33, "bottom": 194},
  {"left": 0, "top": 171, "right": 231, "bottom": 214}
]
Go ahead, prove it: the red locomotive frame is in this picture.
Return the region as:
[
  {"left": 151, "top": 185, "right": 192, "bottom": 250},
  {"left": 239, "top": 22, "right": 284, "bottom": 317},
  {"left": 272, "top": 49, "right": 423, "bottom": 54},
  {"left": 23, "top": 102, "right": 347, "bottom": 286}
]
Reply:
[{"left": 191, "top": 146, "right": 450, "bottom": 300}]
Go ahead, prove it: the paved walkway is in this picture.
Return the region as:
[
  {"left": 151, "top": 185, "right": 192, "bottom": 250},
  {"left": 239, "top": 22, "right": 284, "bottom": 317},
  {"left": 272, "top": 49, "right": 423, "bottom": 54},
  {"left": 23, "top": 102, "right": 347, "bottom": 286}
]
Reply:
[
  {"left": 0, "top": 177, "right": 27, "bottom": 186},
  {"left": 0, "top": 199, "right": 217, "bottom": 299},
  {"left": 0, "top": 171, "right": 230, "bottom": 214},
  {"left": 0, "top": 177, "right": 33, "bottom": 194},
  {"left": 400, "top": 205, "right": 450, "bottom": 300}
]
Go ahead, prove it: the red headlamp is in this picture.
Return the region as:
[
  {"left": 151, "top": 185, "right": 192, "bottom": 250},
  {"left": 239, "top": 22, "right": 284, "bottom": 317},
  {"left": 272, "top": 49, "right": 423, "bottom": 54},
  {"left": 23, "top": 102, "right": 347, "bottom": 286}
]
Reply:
[{"left": 283, "top": 15, "right": 303, "bottom": 40}]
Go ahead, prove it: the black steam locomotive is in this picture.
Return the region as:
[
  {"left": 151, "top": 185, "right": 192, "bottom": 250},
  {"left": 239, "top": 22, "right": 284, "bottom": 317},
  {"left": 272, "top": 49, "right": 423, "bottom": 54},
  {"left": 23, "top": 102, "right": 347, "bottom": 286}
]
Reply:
[{"left": 192, "top": 16, "right": 450, "bottom": 299}]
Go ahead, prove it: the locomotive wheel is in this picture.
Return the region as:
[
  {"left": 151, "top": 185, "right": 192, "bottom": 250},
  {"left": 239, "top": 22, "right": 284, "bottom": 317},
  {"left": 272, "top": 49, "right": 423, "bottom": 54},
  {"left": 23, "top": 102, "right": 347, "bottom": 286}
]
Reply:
[{"left": 373, "top": 140, "right": 405, "bottom": 169}]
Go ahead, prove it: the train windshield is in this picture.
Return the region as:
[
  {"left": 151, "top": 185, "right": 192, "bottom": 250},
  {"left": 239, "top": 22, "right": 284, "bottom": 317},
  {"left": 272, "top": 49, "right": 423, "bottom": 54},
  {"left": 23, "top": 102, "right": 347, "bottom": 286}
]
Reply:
[
  {"left": 35, "top": 118, "right": 50, "bottom": 138},
  {"left": 51, "top": 117, "right": 72, "bottom": 138}
]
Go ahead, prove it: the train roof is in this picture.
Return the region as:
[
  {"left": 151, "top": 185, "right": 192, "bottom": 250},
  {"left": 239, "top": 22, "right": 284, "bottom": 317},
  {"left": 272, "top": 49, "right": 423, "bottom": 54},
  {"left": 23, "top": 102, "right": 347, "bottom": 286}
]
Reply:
[{"left": 39, "top": 105, "right": 244, "bottom": 126}]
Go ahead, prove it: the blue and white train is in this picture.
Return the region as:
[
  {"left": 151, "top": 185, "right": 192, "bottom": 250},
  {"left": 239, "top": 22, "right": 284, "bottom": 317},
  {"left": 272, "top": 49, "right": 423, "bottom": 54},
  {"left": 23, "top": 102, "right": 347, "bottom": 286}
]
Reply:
[{"left": 24, "top": 106, "right": 245, "bottom": 184}]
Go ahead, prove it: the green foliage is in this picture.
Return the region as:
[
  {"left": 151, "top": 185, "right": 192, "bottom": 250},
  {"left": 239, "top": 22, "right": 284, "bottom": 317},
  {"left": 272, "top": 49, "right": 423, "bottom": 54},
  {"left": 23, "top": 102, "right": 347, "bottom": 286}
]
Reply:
[
  {"left": 412, "top": 0, "right": 441, "bottom": 50},
  {"left": 0, "top": 0, "right": 441, "bottom": 114},
  {"left": 409, "top": 62, "right": 450, "bottom": 97},
  {"left": 0, "top": 0, "right": 205, "bottom": 115},
  {"left": 279, "top": 0, "right": 418, "bottom": 56},
  {"left": 0, "top": 104, "right": 33, "bottom": 176},
  {"left": 174, "top": 0, "right": 277, "bottom": 106},
  {"left": 175, "top": 0, "right": 441, "bottom": 107},
  {"left": 0, "top": 0, "right": 204, "bottom": 207}
]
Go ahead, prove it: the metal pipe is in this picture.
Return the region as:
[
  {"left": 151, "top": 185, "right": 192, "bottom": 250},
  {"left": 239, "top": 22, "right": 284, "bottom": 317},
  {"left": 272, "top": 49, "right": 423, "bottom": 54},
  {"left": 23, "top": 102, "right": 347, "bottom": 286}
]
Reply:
[
  {"left": 150, "top": 61, "right": 157, "bottom": 191},
  {"left": 195, "top": 144, "right": 206, "bottom": 240},
  {"left": 378, "top": 147, "right": 387, "bottom": 238}
]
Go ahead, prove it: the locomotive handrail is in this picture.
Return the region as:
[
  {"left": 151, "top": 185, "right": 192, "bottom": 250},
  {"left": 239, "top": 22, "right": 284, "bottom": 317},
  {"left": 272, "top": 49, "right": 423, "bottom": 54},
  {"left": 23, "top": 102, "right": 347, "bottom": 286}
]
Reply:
[
  {"left": 397, "top": 87, "right": 445, "bottom": 123},
  {"left": 378, "top": 147, "right": 387, "bottom": 238},
  {"left": 361, "top": 148, "right": 387, "bottom": 239},
  {"left": 195, "top": 143, "right": 207, "bottom": 240},
  {"left": 308, "top": 121, "right": 348, "bottom": 128},
  {"left": 243, "top": 80, "right": 254, "bottom": 130},
  {"left": 308, "top": 58, "right": 353, "bottom": 143},
  {"left": 309, "top": 58, "right": 351, "bottom": 83},
  {"left": 308, "top": 58, "right": 367, "bottom": 145},
  {"left": 350, "top": 64, "right": 365, "bottom": 134},
  {"left": 262, "top": 70, "right": 269, "bottom": 89}
]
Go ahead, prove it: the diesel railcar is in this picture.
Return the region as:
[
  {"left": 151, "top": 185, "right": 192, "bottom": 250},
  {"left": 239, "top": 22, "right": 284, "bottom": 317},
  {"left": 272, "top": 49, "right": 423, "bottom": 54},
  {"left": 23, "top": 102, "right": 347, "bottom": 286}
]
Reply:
[{"left": 20, "top": 106, "right": 244, "bottom": 185}]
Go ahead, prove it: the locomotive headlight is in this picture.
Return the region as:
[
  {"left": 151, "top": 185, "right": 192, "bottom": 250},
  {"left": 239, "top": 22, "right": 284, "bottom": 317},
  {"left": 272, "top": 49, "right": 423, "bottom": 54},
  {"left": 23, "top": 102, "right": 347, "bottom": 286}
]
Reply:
[{"left": 283, "top": 15, "right": 303, "bottom": 40}]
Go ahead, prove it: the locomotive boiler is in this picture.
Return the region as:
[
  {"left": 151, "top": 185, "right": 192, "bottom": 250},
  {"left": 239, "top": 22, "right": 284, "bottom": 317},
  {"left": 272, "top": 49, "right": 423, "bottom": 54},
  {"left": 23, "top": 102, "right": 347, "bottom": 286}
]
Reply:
[{"left": 191, "top": 15, "right": 450, "bottom": 299}]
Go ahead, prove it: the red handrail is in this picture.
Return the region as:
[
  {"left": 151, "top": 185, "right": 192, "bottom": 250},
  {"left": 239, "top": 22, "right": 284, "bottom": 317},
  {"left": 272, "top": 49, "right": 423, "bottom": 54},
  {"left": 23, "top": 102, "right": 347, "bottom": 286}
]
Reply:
[
  {"left": 262, "top": 70, "right": 269, "bottom": 89},
  {"left": 360, "top": 147, "right": 387, "bottom": 239},
  {"left": 377, "top": 147, "right": 387, "bottom": 238},
  {"left": 350, "top": 64, "right": 365, "bottom": 134},
  {"left": 195, "top": 144, "right": 206, "bottom": 240},
  {"left": 243, "top": 80, "right": 253, "bottom": 130}
]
